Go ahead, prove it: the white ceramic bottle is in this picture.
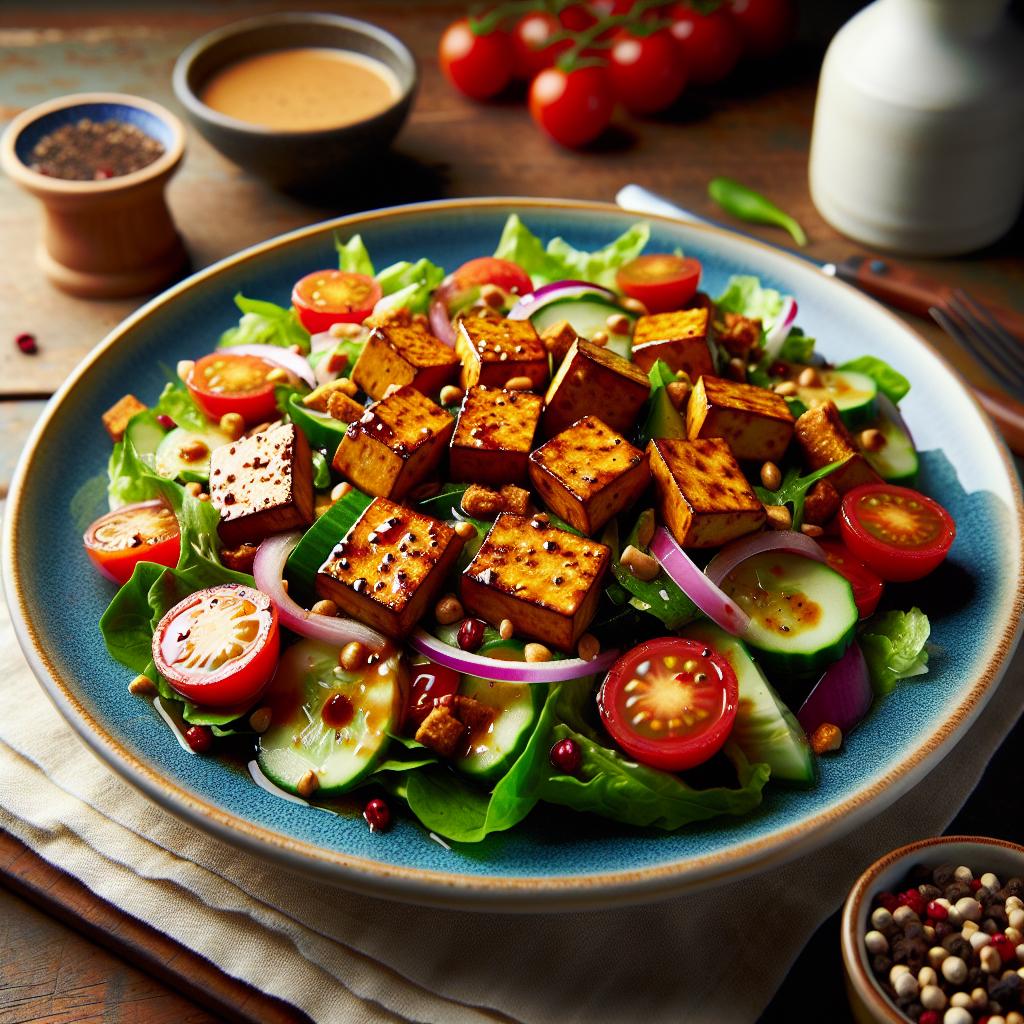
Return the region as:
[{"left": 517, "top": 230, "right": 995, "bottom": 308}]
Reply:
[{"left": 808, "top": 0, "right": 1024, "bottom": 256}]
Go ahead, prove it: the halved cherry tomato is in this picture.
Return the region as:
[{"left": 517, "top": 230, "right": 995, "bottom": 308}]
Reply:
[
  {"left": 435, "top": 256, "right": 535, "bottom": 320},
  {"left": 608, "top": 28, "right": 687, "bottom": 116},
  {"left": 839, "top": 484, "right": 956, "bottom": 583},
  {"left": 598, "top": 637, "right": 738, "bottom": 772},
  {"left": 439, "top": 19, "right": 512, "bottom": 100},
  {"left": 615, "top": 254, "right": 702, "bottom": 313},
  {"left": 83, "top": 499, "right": 181, "bottom": 584},
  {"left": 667, "top": 3, "right": 742, "bottom": 86},
  {"left": 152, "top": 584, "right": 279, "bottom": 707},
  {"left": 186, "top": 351, "right": 282, "bottom": 425},
  {"left": 818, "top": 539, "right": 885, "bottom": 619},
  {"left": 291, "top": 269, "right": 381, "bottom": 334},
  {"left": 405, "top": 662, "right": 460, "bottom": 731},
  {"left": 529, "top": 64, "right": 614, "bottom": 149}
]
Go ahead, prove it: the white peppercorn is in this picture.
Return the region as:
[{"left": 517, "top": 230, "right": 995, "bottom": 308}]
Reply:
[
  {"left": 871, "top": 906, "right": 894, "bottom": 930},
  {"left": 921, "top": 984, "right": 947, "bottom": 1010},
  {"left": 864, "top": 930, "right": 889, "bottom": 954},
  {"left": 942, "top": 955, "right": 968, "bottom": 984},
  {"left": 893, "top": 972, "right": 919, "bottom": 1000},
  {"left": 954, "top": 896, "right": 983, "bottom": 922}
]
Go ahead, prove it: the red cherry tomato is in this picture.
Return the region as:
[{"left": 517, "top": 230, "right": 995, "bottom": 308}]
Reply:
[
  {"left": 558, "top": 4, "right": 598, "bottom": 31},
  {"left": 667, "top": 3, "right": 742, "bottom": 86},
  {"left": 83, "top": 499, "right": 181, "bottom": 585},
  {"left": 728, "top": 0, "right": 796, "bottom": 59},
  {"left": 405, "top": 662, "right": 461, "bottom": 731},
  {"left": 186, "top": 351, "right": 282, "bottom": 425},
  {"left": 450, "top": 256, "right": 533, "bottom": 298},
  {"left": 529, "top": 64, "right": 614, "bottom": 149},
  {"left": 439, "top": 19, "right": 512, "bottom": 100},
  {"left": 608, "top": 28, "right": 687, "bottom": 116},
  {"left": 615, "top": 254, "right": 702, "bottom": 312},
  {"left": 818, "top": 540, "right": 885, "bottom": 619},
  {"left": 598, "top": 637, "right": 739, "bottom": 772},
  {"left": 839, "top": 484, "right": 956, "bottom": 583},
  {"left": 510, "top": 11, "right": 570, "bottom": 79},
  {"left": 291, "top": 269, "right": 381, "bottom": 334},
  {"left": 152, "top": 584, "right": 279, "bottom": 707}
]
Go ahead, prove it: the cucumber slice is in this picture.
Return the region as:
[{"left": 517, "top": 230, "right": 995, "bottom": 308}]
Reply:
[
  {"left": 455, "top": 639, "right": 545, "bottom": 782},
  {"left": 681, "top": 621, "right": 815, "bottom": 785},
  {"left": 257, "top": 638, "right": 402, "bottom": 795},
  {"left": 288, "top": 393, "right": 349, "bottom": 452},
  {"left": 530, "top": 296, "right": 635, "bottom": 360},
  {"left": 795, "top": 369, "right": 877, "bottom": 429},
  {"left": 125, "top": 410, "right": 167, "bottom": 460},
  {"left": 154, "top": 424, "right": 231, "bottom": 482},
  {"left": 720, "top": 552, "right": 857, "bottom": 678},
  {"left": 863, "top": 413, "right": 919, "bottom": 485}
]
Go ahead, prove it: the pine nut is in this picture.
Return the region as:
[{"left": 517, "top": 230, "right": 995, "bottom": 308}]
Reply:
[
  {"left": 590, "top": 330, "right": 609, "bottom": 347},
  {"left": 760, "top": 461, "right": 782, "bottom": 490},
  {"left": 504, "top": 376, "right": 533, "bottom": 391},
  {"left": 330, "top": 481, "right": 352, "bottom": 502},
  {"left": 499, "top": 618, "right": 514, "bottom": 640},
  {"left": 184, "top": 481, "right": 203, "bottom": 497},
  {"left": 577, "top": 634, "right": 600, "bottom": 662},
  {"left": 440, "top": 385, "right": 464, "bottom": 406},
  {"left": 621, "top": 544, "right": 660, "bottom": 582},
  {"left": 635, "top": 514, "right": 656, "bottom": 549},
  {"left": 265, "top": 366, "right": 289, "bottom": 383},
  {"left": 666, "top": 381, "right": 690, "bottom": 410},
  {"left": 180, "top": 439, "right": 209, "bottom": 462},
  {"left": 800, "top": 523, "right": 824, "bottom": 537},
  {"left": 219, "top": 412, "right": 245, "bottom": 440},
  {"left": 310, "top": 599, "right": 338, "bottom": 617},
  {"left": 621, "top": 297, "right": 648, "bottom": 316},
  {"left": 524, "top": 642, "right": 552, "bottom": 663},
  {"left": 765, "top": 504, "right": 792, "bottom": 530},
  {"left": 329, "top": 322, "right": 362, "bottom": 338},
  {"left": 128, "top": 674, "right": 156, "bottom": 697},
  {"left": 454, "top": 520, "right": 478, "bottom": 540},
  {"left": 335, "top": 377, "right": 358, "bottom": 396},
  {"left": 797, "top": 366, "right": 822, "bottom": 387},
  {"left": 248, "top": 707, "right": 272, "bottom": 733},
  {"left": 435, "top": 595, "right": 464, "bottom": 625},
  {"left": 810, "top": 722, "right": 842, "bottom": 753},
  {"left": 340, "top": 641, "right": 369, "bottom": 672},
  {"left": 773, "top": 381, "right": 798, "bottom": 396},
  {"left": 197, "top": 492, "right": 210, "bottom": 502},
  {"left": 481, "top": 283, "right": 505, "bottom": 308},
  {"left": 605, "top": 312, "right": 631, "bottom": 335},
  {"left": 176, "top": 359, "right": 194, "bottom": 382},
  {"left": 860, "top": 428, "right": 886, "bottom": 451},
  {"left": 296, "top": 770, "right": 320, "bottom": 798}
]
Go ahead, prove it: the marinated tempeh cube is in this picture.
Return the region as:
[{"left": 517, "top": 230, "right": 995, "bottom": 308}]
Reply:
[
  {"left": 303, "top": 380, "right": 365, "bottom": 422},
  {"left": 351, "top": 323, "right": 460, "bottom": 400},
  {"left": 449, "top": 385, "right": 543, "bottom": 486},
  {"left": 455, "top": 316, "right": 548, "bottom": 391},
  {"left": 686, "top": 375, "right": 795, "bottom": 462},
  {"left": 794, "top": 400, "right": 882, "bottom": 494},
  {"left": 316, "top": 497, "right": 463, "bottom": 638},
  {"left": 543, "top": 338, "right": 650, "bottom": 438},
  {"left": 529, "top": 416, "right": 650, "bottom": 535},
  {"left": 331, "top": 385, "right": 454, "bottom": 500},
  {"left": 102, "top": 393, "right": 147, "bottom": 443},
  {"left": 460, "top": 513, "right": 610, "bottom": 652},
  {"left": 647, "top": 437, "right": 765, "bottom": 548},
  {"left": 631, "top": 308, "right": 715, "bottom": 378},
  {"left": 209, "top": 422, "right": 314, "bottom": 547}
]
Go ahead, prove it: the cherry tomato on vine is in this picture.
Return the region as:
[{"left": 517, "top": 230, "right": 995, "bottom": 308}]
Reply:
[
  {"left": 529, "top": 64, "right": 614, "bottom": 149},
  {"left": 291, "top": 269, "right": 381, "bottom": 334},
  {"left": 608, "top": 28, "right": 687, "bottom": 115},
  {"left": 509, "top": 11, "right": 569, "bottom": 80},
  {"left": 616, "top": 254, "right": 702, "bottom": 312},
  {"left": 186, "top": 351, "right": 284, "bottom": 425},
  {"left": 728, "top": 0, "right": 796, "bottom": 60},
  {"left": 83, "top": 500, "right": 181, "bottom": 584},
  {"left": 599, "top": 637, "right": 739, "bottom": 772},
  {"left": 818, "top": 540, "right": 885, "bottom": 619},
  {"left": 558, "top": 4, "right": 599, "bottom": 31},
  {"left": 667, "top": 3, "right": 742, "bottom": 86},
  {"left": 839, "top": 484, "right": 956, "bottom": 583},
  {"left": 438, "top": 19, "right": 512, "bottom": 100}
]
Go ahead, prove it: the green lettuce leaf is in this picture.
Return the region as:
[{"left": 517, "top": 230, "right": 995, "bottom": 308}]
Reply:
[
  {"left": 838, "top": 355, "right": 911, "bottom": 404},
  {"left": 219, "top": 294, "right": 311, "bottom": 354},
  {"left": 154, "top": 382, "right": 209, "bottom": 432},
  {"left": 779, "top": 326, "right": 815, "bottom": 363},
  {"left": 754, "top": 460, "right": 846, "bottom": 530},
  {"left": 335, "top": 232, "right": 375, "bottom": 276},
  {"left": 373, "top": 258, "right": 446, "bottom": 315},
  {"left": 860, "top": 608, "right": 931, "bottom": 695},
  {"left": 715, "top": 275, "right": 786, "bottom": 327}
]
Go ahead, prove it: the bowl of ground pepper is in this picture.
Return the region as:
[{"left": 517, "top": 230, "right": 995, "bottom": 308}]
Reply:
[
  {"left": 0, "top": 92, "right": 187, "bottom": 299},
  {"left": 842, "top": 836, "right": 1024, "bottom": 1024}
]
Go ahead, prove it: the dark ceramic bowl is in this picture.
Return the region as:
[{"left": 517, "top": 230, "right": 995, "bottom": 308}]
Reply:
[{"left": 172, "top": 13, "right": 416, "bottom": 190}]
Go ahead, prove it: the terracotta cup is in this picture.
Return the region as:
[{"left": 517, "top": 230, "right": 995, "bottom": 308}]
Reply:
[{"left": 1, "top": 92, "right": 187, "bottom": 299}]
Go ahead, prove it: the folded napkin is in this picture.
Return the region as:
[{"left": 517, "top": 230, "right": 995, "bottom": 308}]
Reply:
[{"left": 2, "top": 589, "right": 1021, "bottom": 1024}]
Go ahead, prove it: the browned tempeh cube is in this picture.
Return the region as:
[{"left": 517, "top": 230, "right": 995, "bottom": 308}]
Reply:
[
  {"left": 352, "top": 323, "right": 460, "bottom": 400},
  {"left": 715, "top": 311, "right": 763, "bottom": 360},
  {"left": 102, "top": 394, "right": 148, "bottom": 443},
  {"left": 529, "top": 416, "right": 650, "bottom": 536},
  {"left": 209, "top": 422, "right": 314, "bottom": 547},
  {"left": 316, "top": 497, "right": 463, "bottom": 638},
  {"left": 543, "top": 338, "right": 650, "bottom": 438},
  {"left": 448, "top": 385, "right": 543, "bottom": 487},
  {"left": 631, "top": 309, "right": 715, "bottom": 378},
  {"left": 794, "top": 401, "right": 881, "bottom": 494},
  {"left": 647, "top": 437, "right": 765, "bottom": 548},
  {"left": 455, "top": 316, "right": 548, "bottom": 391},
  {"left": 686, "top": 375, "right": 795, "bottom": 462},
  {"left": 459, "top": 513, "right": 610, "bottom": 652},
  {"left": 331, "top": 385, "right": 454, "bottom": 500}
]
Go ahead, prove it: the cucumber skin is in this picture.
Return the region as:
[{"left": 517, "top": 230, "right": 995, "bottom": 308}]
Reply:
[
  {"left": 288, "top": 394, "right": 348, "bottom": 452},
  {"left": 750, "top": 625, "right": 856, "bottom": 683}
]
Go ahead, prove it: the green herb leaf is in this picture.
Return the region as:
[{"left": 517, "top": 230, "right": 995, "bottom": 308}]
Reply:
[
  {"left": 754, "top": 460, "right": 846, "bottom": 530},
  {"left": 154, "top": 382, "right": 209, "bottom": 432},
  {"left": 778, "top": 326, "right": 815, "bottom": 363},
  {"left": 334, "top": 232, "right": 375, "bottom": 276},
  {"left": 311, "top": 450, "right": 331, "bottom": 490},
  {"left": 708, "top": 177, "right": 808, "bottom": 247},
  {"left": 838, "top": 355, "right": 911, "bottom": 404},
  {"left": 859, "top": 608, "right": 931, "bottom": 696},
  {"left": 219, "top": 294, "right": 311, "bottom": 354},
  {"left": 373, "top": 258, "right": 446, "bottom": 315}
]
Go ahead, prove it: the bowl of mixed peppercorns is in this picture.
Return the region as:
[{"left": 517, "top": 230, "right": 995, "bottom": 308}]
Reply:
[{"left": 842, "top": 836, "right": 1024, "bottom": 1024}]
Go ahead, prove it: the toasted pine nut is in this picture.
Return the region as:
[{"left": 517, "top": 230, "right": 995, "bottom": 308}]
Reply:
[
  {"left": 296, "top": 770, "right": 320, "bottom": 798},
  {"left": 265, "top": 366, "right": 289, "bottom": 383},
  {"left": 531, "top": 512, "right": 549, "bottom": 524},
  {"left": 590, "top": 330, "right": 609, "bottom": 347},
  {"left": 606, "top": 312, "right": 631, "bottom": 335},
  {"left": 524, "top": 642, "right": 552, "bottom": 663},
  {"left": 454, "top": 520, "right": 478, "bottom": 540},
  {"left": 798, "top": 366, "right": 822, "bottom": 388},
  {"left": 621, "top": 544, "right": 660, "bottom": 582},
  {"left": 340, "top": 641, "right": 369, "bottom": 672},
  {"left": 248, "top": 707, "right": 272, "bottom": 733},
  {"left": 499, "top": 618, "right": 514, "bottom": 640},
  {"left": 635, "top": 514, "right": 656, "bottom": 550},
  {"left": 810, "top": 722, "right": 842, "bottom": 754},
  {"left": 435, "top": 594, "right": 464, "bottom": 625},
  {"left": 577, "top": 634, "right": 600, "bottom": 662},
  {"left": 773, "top": 381, "right": 798, "bottom": 397},
  {"left": 760, "top": 461, "right": 782, "bottom": 490},
  {"left": 504, "top": 376, "right": 533, "bottom": 391},
  {"left": 860, "top": 428, "right": 886, "bottom": 451},
  {"left": 440, "top": 385, "right": 464, "bottom": 406},
  {"left": 184, "top": 481, "right": 203, "bottom": 498},
  {"left": 481, "top": 283, "right": 505, "bottom": 309},
  {"left": 621, "top": 296, "right": 648, "bottom": 316},
  {"left": 330, "top": 481, "right": 352, "bottom": 502},
  {"left": 219, "top": 412, "right": 245, "bottom": 440},
  {"left": 179, "top": 439, "right": 209, "bottom": 462},
  {"left": 765, "top": 504, "right": 792, "bottom": 530},
  {"left": 666, "top": 381, "right": 690, "bottom": 410},
  {"left": 311, "top": 599, "right": 338, "bottom": 617},
  {"left": 176, "top": 359, "right": 195, "bottom": 382},
  {"left": 800, "top": 523, "right": 824, "bottom": 538},
  {"left": 197, "top": 492, "right": 210, "bottom": 502},
  {"left": 329, "top": 321, "right": 362, "bottom": 338},
  {"left": 128, "top": 674, "right": 157, "bottom": 697}
]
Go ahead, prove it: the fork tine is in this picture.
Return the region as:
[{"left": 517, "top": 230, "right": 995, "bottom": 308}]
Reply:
[
  {"left": 929, "top": 305, "right": 1024, "bottom": 401},
  {"left": 953, "top": 289, "right": 1024, "bottom": 359},
  {"left": 948, "top": 290, "right": 1024, "bottom": 393}
]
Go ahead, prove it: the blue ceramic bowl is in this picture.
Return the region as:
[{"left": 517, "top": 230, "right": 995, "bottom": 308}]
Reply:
[{"left": 5, "top": 199, "right": 1022, "bottom": 911}]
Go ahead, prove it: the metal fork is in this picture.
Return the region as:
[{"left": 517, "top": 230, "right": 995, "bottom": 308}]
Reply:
[{"left": 930, "top": 289, "right": 1024, "bottom": 403}]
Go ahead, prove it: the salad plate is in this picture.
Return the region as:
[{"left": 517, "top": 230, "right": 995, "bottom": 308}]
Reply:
[{"left": 6, "top": 198, "right": 1022, "bottom": 911}]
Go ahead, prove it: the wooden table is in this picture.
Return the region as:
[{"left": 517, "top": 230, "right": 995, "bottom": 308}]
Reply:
[{"left": 1, "top": 3, "right": 1022, "bottom": 1022}]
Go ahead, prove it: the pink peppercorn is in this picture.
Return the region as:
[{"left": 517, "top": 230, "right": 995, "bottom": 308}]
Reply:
[
  {"left": 898, "top": 888, "right": 925, "bottom": 916},
  {"left": 184, "top": 725, "right": 212, "bottom": 754},
  {"left": 156, "top": 413, "right": 176, "bottom": 430},
  {"left": 919, "top": 1013, "right": 939, "bottom": 1024},
  {"left": 15, "top": 332, "right": 37, "bottom": 354},
  {"left": 877, "top": 892, "right": 899, "bottom": 912},
  {"left": 990, "top": 933, "right": 1015, "bottom": 963},
  {"left": 363, "top": 797, "right": 391, "bottom": 833},
  {"left": 970, "top": 878, "right": 982, "bottom": 892},
  {"left": 926, "top": 899, "right": 948, "bottom": 920},
  {"left": 550, "top": 738, "right": 582, "bottom": 775}
]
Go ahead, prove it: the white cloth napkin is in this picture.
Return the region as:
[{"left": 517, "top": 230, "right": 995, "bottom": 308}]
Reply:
[{"left": 1, "top": 588, "right": 1021, "bottom": 1024}]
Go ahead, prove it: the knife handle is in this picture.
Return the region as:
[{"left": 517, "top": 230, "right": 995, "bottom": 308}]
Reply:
[{"left": 835, "top": 256, "right": 1024, "bottom": 342}]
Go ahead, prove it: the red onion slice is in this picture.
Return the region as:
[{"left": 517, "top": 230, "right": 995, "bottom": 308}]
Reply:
[
  {"left": 507, "top": 280, "right": 618, "bottom": 321},
  {"left": 797, "top": 642, "right": 872, "bottom": 735},
  {"left": 428, "top": 295, "right": 456, "bottom": 347},
  {"left": 705, "top": 530, "right": 826, "bottom": 587},
  {"left": 226, "top": 344, "right": 316, "bottom": 389},
  {"left": 761, "top": 296, "right": 798, "bottom": 363},
  {"left": 649, "top": 528, "right": 750, "bottom": 637},
  {"left": 410, "top": 629, "right": 618, "bottom": 684},
  {"left": 253, "top": 532, "right": 388, "bottom": 651}
]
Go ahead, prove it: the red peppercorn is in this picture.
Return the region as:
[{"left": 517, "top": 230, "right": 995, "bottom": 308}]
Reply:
[
  {"left": 970, "top": 878, "right": 982, "bottom": 892},
  {"left": 919, "top": 1013, "right": 939, "bottom": 1024},
  {"left": 184, "top": 724, "right": 213, "bottom": 754},
  {"left": 15, "top": 332, "right": 37, "bottom": 355},
  {"left": 156, "top": 413, "right": 176, "bottom": 430},
  {"left": 549, "top": 737, "right": 582, "bottom": 775},
  {"left": 926, "top": 899, "right": 948, "bottom": 920},
  {"left": 990, "top": 933, "right": 1015, "bottom": 963},
  {"left": 877, "top": 891, "right": 899, "bottom": 912},
  {"left": 898, "top": 889, "right": 926, "bottom": 915},
  {"left": 363, "top": 797, "right": 391, "bottom": 833},
  {"left": 457, "top": 617, "right": 486, "bottom": 652}
]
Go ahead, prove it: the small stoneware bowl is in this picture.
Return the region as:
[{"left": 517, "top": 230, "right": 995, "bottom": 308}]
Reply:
[
  {"left": 0, "top": 92, "right": 187, "bottom": 299},
  {"left": 172, "top": 13, "right": 417, "bottom": 191},
  {"left": 841, "top": 835, "right": 1024, "bottom": 1024}
]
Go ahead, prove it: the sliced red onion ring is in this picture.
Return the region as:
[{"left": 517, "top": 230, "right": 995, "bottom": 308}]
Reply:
[
  {"left": 705, "top": 530, "right": 826, "bottom": 587},
  {"left": 410, "top": 629, "right": 618, "bottom": 684},
  {"left": 649, "top": 528, "right": 750, "bottom": 637},
  {"left": 226, "top": 344, "right": 316, "bottom": 389},
  {"left": 875, "top": 393, "right": 915, "bottom": 447},
  {"left": 761, "top": 295, "right": 798, "bottom": 363},
  {"left": 507, "top": 280, "right": 618, "bottom": 321},
  {"left": 428, "top": 295, "right": 456, "bottom": 347},
  {"left": 309, "top": 330, "right": 337, "bottom": 354},
  {"left": 797, "top": 642, "right": 872, "bottom": 736},
  {"left": 253, "top": 532, "right": 388, "bottom": 651}
]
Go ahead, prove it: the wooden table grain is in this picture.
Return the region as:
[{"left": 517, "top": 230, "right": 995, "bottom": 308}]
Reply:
[{"left": 1, "top": 3, "right": 1021, "bottom": 1023}]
